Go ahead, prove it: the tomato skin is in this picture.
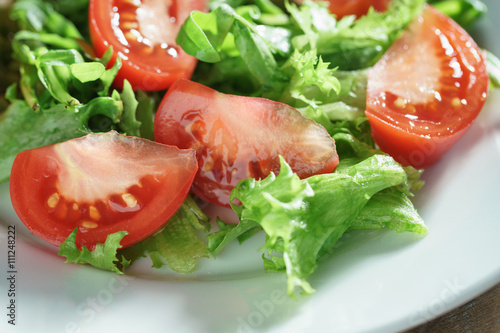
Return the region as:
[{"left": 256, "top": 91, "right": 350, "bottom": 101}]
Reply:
[
  {"left": 365, "top": 5, "right": 489, "bottom": 169},
  {"left": 154, "top": 79, "right": 339, "bottom": 207},
  {"left": 324, "top": 0, "right": 391, "bottom": 19},
  {"left": 364, "top": 115, "right": 469, "bottom": 168},
  {"left": 10, "top": 132, "right": 198, "bottom": 249},
  {"left": 88, "top": 0, "right": 207, "bottom": 91}
]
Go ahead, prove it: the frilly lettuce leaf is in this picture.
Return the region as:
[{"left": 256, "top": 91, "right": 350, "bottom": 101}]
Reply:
[
  {"left": 229, "top": 155, "right": 422, "bottom": 297},
  {"left": 288, "top": 0, "right": 426, "bottom": 70},
  {"left": 118, "top": 196, "right": 211, "bottom": 274},
  {"left": 58, "top": 228, "right": 130, "bottom": 274},
  {"left": 58, "top": 196, "right": 211, "bottom": 274},
  {"left": 208, "top": 218, "right": 262, "bottom": 257},
  {"left": 347, "top": 187, "right": 427, "bottom": 233}
]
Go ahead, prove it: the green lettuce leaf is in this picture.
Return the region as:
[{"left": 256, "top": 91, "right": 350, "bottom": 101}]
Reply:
[
  {"left": 115, "top": 80, "right": 142, "bottom": 137},
  {"left": 135, "top": 90, "right": 155, "bottom": 140},
  {"left": 207, "top": 218, "right": 262, "bottom": 257},
  {"left": 0, "top": 101, "right": 87, "bottom": 182},
  {"left": 44, "top": 0, "right": 90, "bottom": 39},
  {"left": 428, "top": 0, "right": 487, "bottom": 28},
  {"left": 289, "top": 0, "right": 426, "bottom": 70},
  {"left": 119, "top": 196, "right": 211, "bottom": 274},
  {"left": 177, "top": 4, "right": 285, "bottom": 95},
  {"left": 1, "top": 1, "right": 149, "bottom": 182},
  {"left": 70, "top": 62, "right": 106, "bottom": 83},
  {"left": 11, "top": 0, "right": 83, "bottom": 40},
  {"left": 57, "top": 196, "right": 211, "bottom": 274},
  {"left": 58, "top": 228, "right": 130, "bottom": 274},
  {"left": 230, "top": 155, "right": 419, "bottom": 297},
  {"left": 177, "top": 4, "right": 348, "bottom": 101},
  {"left": 486, "top": 50, "right": 500, "bottom": 88},
  {"left": 278, "top": 49, "right": 340, "bottom": 107},
  {"left": 347, "top": 187, "right": 427, "bottom": 233}
]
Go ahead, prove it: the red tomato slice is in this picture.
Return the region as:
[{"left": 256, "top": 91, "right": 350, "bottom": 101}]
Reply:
[
  {"left": 365, "top": 5, "right": 489, "bottom": 169},
  {"left": 154, "top": 79, "right": 339, "bottom": 207},
  {"left": 10, "top": 132, "right": 198, "bottom": 249},
  {"left": 89, "top": 0, "right": 207, "bottom": 91},
  {"left": 324, "top": 0, "right": 391, "bottom": 19}
]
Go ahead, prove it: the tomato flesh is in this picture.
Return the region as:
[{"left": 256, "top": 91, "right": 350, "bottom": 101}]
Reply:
[
  {"left": 89, "top": 0, "right": 207, "bottom": 91},
  {"left": 154, "top": 79, "right": 339, "bottom": 207},
  {"left": 10, "top": 132, "right": 198, "bottom": 249},
  {"left": 365, "top": 5, "right": 489, "bottom": 168},
  {"left": 324, "top": 0, "right": 391, "bottom": 18}
]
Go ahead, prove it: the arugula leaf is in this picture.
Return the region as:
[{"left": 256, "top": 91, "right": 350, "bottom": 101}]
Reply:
[
  {"left": 116, "top": 80, "right": 142, "bottom": 137},
  {"left": 119, "top": 196, "right": 211, "bottom": 274},
  {"left": 177, "top": 5, "right": 237, "bottom": 63},
  {"left": 178, "top": 4, "right": 285, "bottom": 95},
  {"left": 58, "top": 228, "right": 130, "bottom": 274},
  {"left": 44, "top": 0, "right": 90, "bottom": 39},
  {"left": 70, "top": 62, "right": 106, "bottom": 83},
  {"left": 135, "top": 90, "right": 155, "bottom": 140},
  {"left": 178, "top": 5, "right": 350, "bottom": 101},
  {"left": 33, "top": 49, "right": 83, "bottom": 106},
  {"left": 76, "top": 96, "right": 123, "bottom": 132},
  {"left": 12, "top": 30, "right": 82, "bottom": 50},
  {"left": 11, "top": 0, "right": 83, "bottom": 40},
  {"left": 97, "top": 47, "right": 122, "bottom": 97}
]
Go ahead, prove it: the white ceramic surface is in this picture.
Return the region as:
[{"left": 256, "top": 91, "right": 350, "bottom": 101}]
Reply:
[{"left": 1, "top": 1, "right": 500, "bottom": 332}]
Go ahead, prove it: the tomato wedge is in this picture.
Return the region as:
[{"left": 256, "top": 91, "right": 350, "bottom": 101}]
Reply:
[
  {"left": 154, "top": 79, "right": 339, "bottom": 207},
  {"left": 324, "top": 0, "right": 391, "bottom": 19},
  {"left": 89, "top": 0, "right": 207, "bottom": 91},
  {"left": 10, "top": 132, "right": 197, "bottom": 249},
  {"left": 365, "top": 5, "right": 489, "bottom": 169}
]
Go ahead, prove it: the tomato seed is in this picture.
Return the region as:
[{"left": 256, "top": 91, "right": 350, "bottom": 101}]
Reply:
[
  {"left": 451, "top": 97, "right": 462, "bottom": 108},
  {"left": 394, "top": 97, "right": 406, "bottom": 109},
  {"left": 121, "top": 193, "right": 138, "bottom": 207},
  {"left": 81, "top": 221, "right": 98, "bottom": 229},
  {"left": 142, "top": 46, "right": 154, "bottom": 55},
  {"left": 124, "top": 31, "right": 137, "bottom": 42},
  {"left": 47, "top": 193, "right": 60, "bottom": 209},
  {"left": 120, "top": 13, "right": 136, "bottom": 21},
  {"left": 89, "top": 205, "right": 101, "bottom": 221},
  {"left": 121, "top": 21, "right": 139, "bottom": 30}
]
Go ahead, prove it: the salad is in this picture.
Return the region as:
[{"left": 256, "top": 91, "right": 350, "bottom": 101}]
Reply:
[{"left": 1, "top": 0, "right": 499, "bottom": 298}]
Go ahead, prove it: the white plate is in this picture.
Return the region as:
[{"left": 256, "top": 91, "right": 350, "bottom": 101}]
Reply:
[{"left": 2, "top": 2, "right": 500, "bottom": 332}]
